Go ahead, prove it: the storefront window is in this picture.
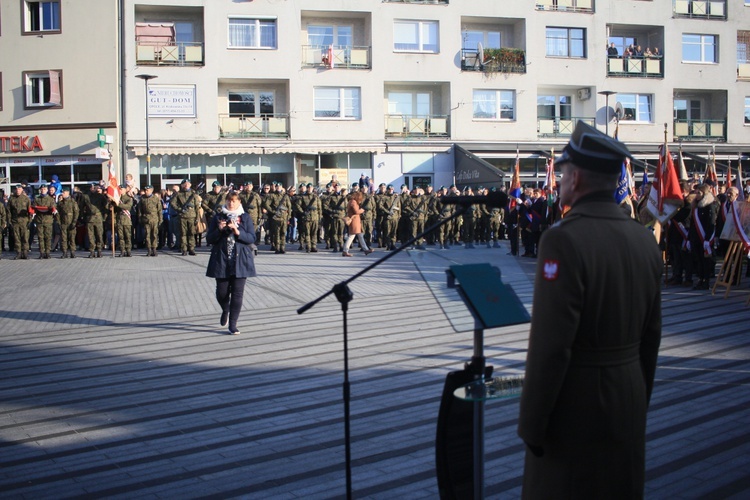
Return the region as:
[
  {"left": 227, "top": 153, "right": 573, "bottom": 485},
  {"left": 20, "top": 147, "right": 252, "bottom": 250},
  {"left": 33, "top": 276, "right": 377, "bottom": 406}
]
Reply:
[{"left": 10, "top": 165, "right": 40, "bottom": 184}]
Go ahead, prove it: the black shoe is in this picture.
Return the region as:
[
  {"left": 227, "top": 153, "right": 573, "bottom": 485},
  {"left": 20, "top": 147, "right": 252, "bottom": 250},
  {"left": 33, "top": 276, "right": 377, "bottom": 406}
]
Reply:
[
  {"left": 188, "top": 250, "right": 196, "bottom": 256},
  {"left": 220, "top": 310, "right": 229, "bottom": 328},
  {"left": 181, "top": 251, "right": 187, "bottom": 256},
  {"left": 280, "top": 248, "right": 286, "bottom": 254},
  {"left": 310, "top": 247, "right": 318, "bottom": 253},
  {"left": 88, "top": 251, "right": 95, "bottom": 258},
  {"left": 70, "top": 251, "right": 76, "bottom": 259},
  {"left": 13, "top": 253, "right": 20, "bottom": 260},
  {"left": 96, "top": 250, "right": 102, "bottom": 258}
]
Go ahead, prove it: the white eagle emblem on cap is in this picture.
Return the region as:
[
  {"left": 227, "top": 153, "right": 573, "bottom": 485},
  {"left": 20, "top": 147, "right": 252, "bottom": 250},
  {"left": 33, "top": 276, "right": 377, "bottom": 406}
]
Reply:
[{"left": 543, "top": 260, "right": 559, "bottom": 281}]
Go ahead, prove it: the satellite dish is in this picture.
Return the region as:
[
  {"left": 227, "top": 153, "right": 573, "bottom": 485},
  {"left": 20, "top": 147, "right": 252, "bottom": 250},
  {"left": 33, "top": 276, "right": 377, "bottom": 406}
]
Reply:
[
  {"left": 615, "top": 102, "right": 625, "bottom": 121},
  {"left": 477, "top": 41, "right": 484, "bottom": 67}
]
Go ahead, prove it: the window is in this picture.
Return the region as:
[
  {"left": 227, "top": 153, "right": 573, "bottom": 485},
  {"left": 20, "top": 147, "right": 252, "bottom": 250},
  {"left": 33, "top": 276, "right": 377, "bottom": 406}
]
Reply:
[
  {"left": 473, "top": 90, "right": 515, "bottom": 120},
  {"left": 228, "top": 17, "right": 276, "bottom": 48},
  {"left": 546, "top": 27, "right": 586, "bottom": 58},
  {"left": 744, "top": 97, "right": 750, "bottom": 124},
  {"left": 394, "top": 20, "right": 439, "bottom": 53},
  {"left": 388, "top": 91, "right": 430, "bottom": 116},
  {"left": 228, "top": 91, "right": 274, "bottom": 117},
  {"left": 682, "top": 34, "right": 717, "bottom": 63},
  {"left": 314, "top": 87, "right": 361, "bottom": 119},
  {"left": 608, "top": 36, "right": 636, "bottom": 57},
  {"left": 463, "top": 30, "right": 501, "bottom": 50},
  {"left": 24, "top": 70, "right": 62, "bottom": 108},
  {"left": 24, "top": 1, "right": 60, "bottom": 33},
  {"left": 618, "top": 93, "right": 652, "bottom": 122},
  {"left": 674, "top": 99, "right": 701, "bottom": 122},
  {"left": 308, "top": 25, "right": 352, "bottom": 48}
]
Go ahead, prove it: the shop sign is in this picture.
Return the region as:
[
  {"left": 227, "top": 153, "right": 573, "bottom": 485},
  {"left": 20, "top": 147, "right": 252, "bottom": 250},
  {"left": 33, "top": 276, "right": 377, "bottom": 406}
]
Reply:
[
  {"left": 148, "top": 85, "right": 197, "bottom": 117},
  {"left": 0, "top": 136, "right": 43, "bottom": 153}
]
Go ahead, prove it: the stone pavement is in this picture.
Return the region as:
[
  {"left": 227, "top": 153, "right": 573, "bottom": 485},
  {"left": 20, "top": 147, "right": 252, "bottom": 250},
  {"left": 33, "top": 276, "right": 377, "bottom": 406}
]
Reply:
[{"left": 0, "top": 241, "right": 749, "bottom": 499}]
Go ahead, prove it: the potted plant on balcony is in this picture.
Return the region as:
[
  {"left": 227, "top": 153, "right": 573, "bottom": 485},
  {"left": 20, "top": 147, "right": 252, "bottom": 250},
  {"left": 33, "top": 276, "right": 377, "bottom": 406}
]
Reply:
[{"left": 482, "top": 48, "right": 525, "bottom": 74}]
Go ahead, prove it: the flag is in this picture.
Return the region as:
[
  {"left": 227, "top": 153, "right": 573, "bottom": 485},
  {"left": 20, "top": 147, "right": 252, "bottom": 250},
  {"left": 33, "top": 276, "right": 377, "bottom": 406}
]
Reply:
[
  {"left": 726, "top": 162, "right": 733, "bottom": 197},
  {"left": 509, "top": 149, "right": 521, "bottom": 208},
  {"left": 626, "top": 158, "right": 637, "bottom": 200},
  {"left": 678, "top": 149, "right": 688, "bottom": 181},
  {"left": 641, "top": 169, "right": 649, "bottom": 197},
  {"left": 737, "top": 161, "right": 746, "bottom": 202},
  {"left": 106, "top": 159, "right": 121, "bottom": 205},
  {"left": 615, "top": 161, "right": 629, "bottom": 204},
  {"left": 545, "top": 152, "right": 557, "bottom": 220},
  {"left": 704, "top": 156, "right": 718, "bottom": 197},
  {"left": 656, "top": 143, "right": 681, "bottom": 212}
]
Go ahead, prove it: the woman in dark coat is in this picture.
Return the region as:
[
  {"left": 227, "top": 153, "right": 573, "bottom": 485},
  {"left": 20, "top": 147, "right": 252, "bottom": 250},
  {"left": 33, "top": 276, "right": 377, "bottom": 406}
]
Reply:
[{"left": 206, "top": 191, "right": 256, "bottom": 335}]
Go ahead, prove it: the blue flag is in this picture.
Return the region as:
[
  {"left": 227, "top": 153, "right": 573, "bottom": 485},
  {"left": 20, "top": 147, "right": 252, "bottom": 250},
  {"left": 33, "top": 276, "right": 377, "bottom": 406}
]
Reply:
[
  {"left": 615, "top": 162, "right": 629, "bottom": 204},
  {"left": 641, "top": 170, "right": 649, "bottom": 198}
]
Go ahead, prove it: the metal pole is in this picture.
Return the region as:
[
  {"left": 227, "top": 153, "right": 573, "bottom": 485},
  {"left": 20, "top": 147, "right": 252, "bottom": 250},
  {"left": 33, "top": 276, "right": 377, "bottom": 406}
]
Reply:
[{"left": 145, "top": 77, "right": 151, "bottom": 187}]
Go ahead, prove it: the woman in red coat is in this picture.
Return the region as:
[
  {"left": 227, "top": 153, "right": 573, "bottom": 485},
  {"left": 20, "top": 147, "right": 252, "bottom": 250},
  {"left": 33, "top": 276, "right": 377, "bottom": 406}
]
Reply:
[{"left": 342, "top": 191, "right": 373, "bottom": 257}]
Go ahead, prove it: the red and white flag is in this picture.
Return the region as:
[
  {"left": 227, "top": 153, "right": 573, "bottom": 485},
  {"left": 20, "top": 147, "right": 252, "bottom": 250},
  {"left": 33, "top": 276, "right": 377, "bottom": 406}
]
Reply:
[{"left": 106, "top": 160, "right": 121, "bottom": 205}]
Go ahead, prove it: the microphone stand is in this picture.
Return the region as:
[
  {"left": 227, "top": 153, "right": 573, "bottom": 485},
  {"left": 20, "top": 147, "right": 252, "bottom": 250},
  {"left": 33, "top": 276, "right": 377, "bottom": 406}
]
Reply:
[{"left": 298, "top": 204, "right": 469, "bottom": 500}]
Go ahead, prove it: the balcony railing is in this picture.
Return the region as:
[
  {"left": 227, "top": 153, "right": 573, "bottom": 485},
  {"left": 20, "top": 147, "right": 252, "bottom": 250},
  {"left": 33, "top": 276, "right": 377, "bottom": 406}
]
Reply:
[
  {"left": 607, "top": 56, "right": 663, "bottom": 78},
  {"left": 383, "top": 0, "right": 449, "bottom": 4},
  {"left": 461, "top": 48, "right": 526, "bottom": 74},
  {"left": 537, "top": 116, "right": 594, "bottom": 138},
  {"left": 136, "top": 41, "right": 204, "bottom": 66},
  {"left": 673, "top": 0, "right": 726, "bottom": 19},
  {"left": 219, "top": 114, "right": 290, "bottom": 139},
  {"left": 384, "top": 114, "right": 450, "bottom": 138},
  {"left": 301, "top": 45, "right": 371, "bottom": 69},
  {"left": 535, "top": 0, "right": 594, "bottom": 13},
  {"left": 738, "top": 63, "right": 750, "bottom": 81},
  {"left": 673, "top": 119, "right": 726, "bottom": 142}
]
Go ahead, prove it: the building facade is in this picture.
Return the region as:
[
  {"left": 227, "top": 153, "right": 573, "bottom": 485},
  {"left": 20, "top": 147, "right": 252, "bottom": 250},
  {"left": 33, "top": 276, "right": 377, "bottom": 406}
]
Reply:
[
  {"left": 0, "top": 0, "right": 121, "bottom": 194},
  {"left": 4, "top": 1, "right": 750, "bottom": 195}
]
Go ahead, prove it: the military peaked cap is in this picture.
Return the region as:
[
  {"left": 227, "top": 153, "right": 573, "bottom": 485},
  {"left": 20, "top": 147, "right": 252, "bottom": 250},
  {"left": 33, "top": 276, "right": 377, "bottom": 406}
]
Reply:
[{"left": 555, "top": 121, "right": 632, "bottom": 174}]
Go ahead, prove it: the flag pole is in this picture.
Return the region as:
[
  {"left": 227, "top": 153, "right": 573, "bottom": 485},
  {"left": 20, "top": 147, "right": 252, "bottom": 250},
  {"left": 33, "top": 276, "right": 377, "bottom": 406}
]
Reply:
[{"left": 111, "top": 206, "right": 116, "bottom": 257}]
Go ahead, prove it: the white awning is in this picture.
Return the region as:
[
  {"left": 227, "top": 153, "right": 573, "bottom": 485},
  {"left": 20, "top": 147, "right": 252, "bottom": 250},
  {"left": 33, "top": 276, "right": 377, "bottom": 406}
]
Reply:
[{"left": 129, "top": 142, "right": 386, "bottom": 156}]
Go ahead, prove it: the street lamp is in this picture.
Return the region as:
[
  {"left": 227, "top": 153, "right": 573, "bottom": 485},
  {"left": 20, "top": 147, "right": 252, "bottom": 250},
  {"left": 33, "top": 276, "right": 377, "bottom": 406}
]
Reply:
[
  {"left": 598, "top": 90, "right": 616, "bottom": 136},
  {"left": 136, "top": 74, "right": 158, "bottom": 186}
]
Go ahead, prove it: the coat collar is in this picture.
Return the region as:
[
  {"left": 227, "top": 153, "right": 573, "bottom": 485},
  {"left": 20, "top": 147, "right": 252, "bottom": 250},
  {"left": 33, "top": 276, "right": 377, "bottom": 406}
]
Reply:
[{"left": 567, "top": 191, "right": 628, "bottom": 220}]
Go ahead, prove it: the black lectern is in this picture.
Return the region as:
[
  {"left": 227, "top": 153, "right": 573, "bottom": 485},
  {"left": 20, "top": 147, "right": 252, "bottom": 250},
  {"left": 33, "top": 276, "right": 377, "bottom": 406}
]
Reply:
[{"left": 436, "top": 263, "right": 530, "bottom": 500}]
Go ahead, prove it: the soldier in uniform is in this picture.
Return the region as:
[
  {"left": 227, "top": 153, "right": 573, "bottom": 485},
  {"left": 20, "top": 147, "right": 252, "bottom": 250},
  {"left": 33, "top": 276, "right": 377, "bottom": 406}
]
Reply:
[
  {"left": 486, "top": 188, "right": 504, "bottom": 248},
  {"left": 239, "top": 181, "right": 262, "bottom": 241},
  {"left": 259, "top": 183, "right": 273, "bottom": 245},
  {"left": 403, "top": 187, "right": 427, "bottom": 250},
  {"left": 33, "top": 183, "right": 57, "bottom": 259},
  {"left": 397, "top": 184, "right": 411, "bottom": 246},
  {"left": 435, "top": 186, "right": 454, "bottom": 249},
  {"left": 449, "top": 185, "right": 463, "bottom": 245},
  {"left": 138, "top": 185, "right": 161, "bottom": 256},
  {"left": 8, "top": 184, "right": 32, "bottom": 260},
  {"left": 518, "top": 122, "right": 662, "bottom": 498},
  {"left": 424, "top": 184, "right": 439, "bottom": 245},
  {"left": 202, "top": 181, "right": 227, "bottom": 218},
  {"left": 0, "top": 193, "right": 7, "bottom": 257},
  {"left": 359, "top": 184, "right": 376, "bottom": 249},
  {"left": 171, "top": 179, "right": 199, "bottom": 256},
  {"left": 381, "top": 184, "right": 401, "bottom": 250},
  {"left": 57, "top": 187, "right": 79, "bottom": 258},
  {"left": 373, "top": 183, "right": 387, "bottom": 247},
  {"left": 461, "top": 187, "right": 477, "bottom": 249},
  {"left": 327, "top": 186, "right": 347, "bottom": 253},
  {"left": 81, "top": 183, "right": 108, "bottom": 258},
  {"left": 296, "top": 183, "right": 321, "bottom": 253},
  {"left": 112, "top": 184, "right": 134, "bottom": 257},
  {"left": 270, "top": 186, "right": 292, "bottom": 254},
  {"left": 319, "top": 183, "right": 334, "bottom": 249}
]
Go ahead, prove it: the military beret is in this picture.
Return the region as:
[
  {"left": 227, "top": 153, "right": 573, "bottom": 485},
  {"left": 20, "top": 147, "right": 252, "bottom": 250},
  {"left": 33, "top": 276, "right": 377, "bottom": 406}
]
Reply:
[
  {"left": 144, "top": 185, "right": 154, "bottom": 189},
  {"left": 477, "top": 186, "right": 484, "bottom": 190},
  {"left": 449, "top": 184, "right": 455, "bottom": 189},
  {"left": 307, "top": 183, "right": 314, "bottom": 188},
  {"left": 555, "top": 121, "right": 632, "bottom": 174},
  {"left": 299, "top": 183, "right": 306, "bottom": 188},
  {"left": 212, "top": 181, "right": 221, "bottom": 187},
  {"left": 379, "top": 183, "right": 386, "bottom": 187},
  {"left": 352, "top": 183, "right": 358, "bottom": 188},
  {"left": 426, "top": 184, "right": 432, "bottom": 188},
  {"left": 491, "top": 187, "right": 497, "bottom": 192},
  {"left": 14, "top": 184, "right": 22, "bottom": 189},
  {"left": 119, "top": 184, "right": 128, "bottom": 189},
  {"left": 387, "top": 184, "right": 394, "bottom": 189},
  {"left": 180, "top": 178, "right": 190, "bottom": 185},
  {"left": 272, "top": 181, "right": 278, "bottom": 186},
  {"left": 39, "top": 184, "right": 48, "bottom": 189},
  {"left": 62, "top": 187, "right": 71, "bottom": 192},
  {"left": 439, "top": 186, "right": 446, "bottom": 190},
  {"left": 401, "top": 184, "right": 408, "bottom": 189},
  {"left": 463, "top": 186, "right": 469, "bottom": 192}
]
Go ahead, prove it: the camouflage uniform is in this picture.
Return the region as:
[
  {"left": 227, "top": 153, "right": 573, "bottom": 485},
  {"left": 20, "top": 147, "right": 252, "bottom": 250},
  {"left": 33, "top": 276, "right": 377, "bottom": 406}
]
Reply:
[
  {"left": 171, "top": 182, "right": 199, "bottom": 255},
  {"left": 380, "top": 188, "right": 401, "bottom": 250},
  {"left": 138, "top": 189, "right": 161, "bottom": 256},
  {"left": 8, "top": 188, "right": 32, "bottom": 259},
  {"left": 402, "top": 191, "right": 428, "bottom": 249},
  {"left": 115, "top": 191, "right": 134, "bottom": 256},
  {"left": 202, "top": 184, "right": 227, "bottom": 218},
  {"left": 33, "top": 187, "right": 57, "bottom": 258},
  {"left": 436, "top": 192, "right": 455, "bottom": 249},
  {"left": 80, "top": 186, "right": 108, "bottom": 257},
  {"left": 57, "top": 191, "right": 79, "bottom": 258},
  {"left": 296, "top": 185, "right": 321, "bottom": 252},
  {"left": 359, "top": 191, "right": 376, "bottom": 248},
  {"left": 327, "top": 191, "right": 347, "bottom": 252},
  {"left": 373, "top": 184, "right": 387, "bottom": 247}
]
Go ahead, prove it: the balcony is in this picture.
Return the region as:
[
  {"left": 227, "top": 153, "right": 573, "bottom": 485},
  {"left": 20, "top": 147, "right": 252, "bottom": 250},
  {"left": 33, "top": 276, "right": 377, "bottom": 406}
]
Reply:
[
  {"left": 219, "top": 114, "right": 290, "bottom": 139},
  {"left": 301, "top": 45, "right": 371, "bottom": 69},
  {"left": 673, "top": 0, "right": 726, "bottom": 19},
  {"left": 537, "top": 116, "right": 594, "bottom": 138},
  {"left": 461, "top": 48, "right": 526, "bottom": 74},
  {"left": 535, "top": 0, "right": 594, "bottom": 13},
  {"left": 673, "top": 119, "right": 726, "bottom": 142},
  {"left": 136, "top": 40, "right": 204, "bottom": 66},
  {"left": 384, "top": 115, "right": 450, "bottom": 138},
  {"left": 739, "top": 63, "right": 750, "bottom": 81},
  {"left": 607, "top": 56, "right": 663, "bottom": 78}
]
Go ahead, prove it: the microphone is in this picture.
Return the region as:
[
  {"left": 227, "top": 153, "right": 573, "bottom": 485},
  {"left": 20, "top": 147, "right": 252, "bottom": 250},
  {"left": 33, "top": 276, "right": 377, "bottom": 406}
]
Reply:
[{"left": 441, "top": 190, "right": 509, "bottom": 208}]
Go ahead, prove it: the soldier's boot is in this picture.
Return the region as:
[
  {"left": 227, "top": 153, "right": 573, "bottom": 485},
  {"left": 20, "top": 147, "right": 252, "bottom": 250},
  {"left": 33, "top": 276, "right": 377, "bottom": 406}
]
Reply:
[
  {"left": 45, "top": 253, "right": 50, "bottom": 259},
  {"left": 126, "top": 250, "right": 132, "bottom": 257},
  {"left": 487, "top": 242, "right": 492, "bottom": 248},
  {"left": 60, "top": 251, "right": 67, "bottom": 259},
  {"left": 89, "top": 250, "right": 95, "bottom": 258},
  {"left": 96, "top": 250, "right": 102, "bottom": 258},
  {"left": 119, "top": 250, "right": 125, "bottom": 257},
  {"left": 188, "top": 249, "right": 196, "bottom": 256},
  {"left": 310, "top": 246, "right": 318, "bottom": 253},
  {"left": 13, "top": 252, "right": 20, "bottom": 260},
  {"left": 39, "top": 252, "right": 44, "bottom": 259},
  {"left": 152, "top": 248, "right": 158, "bottom": 257},
  {"left": 70, "top": 250, "right": 76, "bottom": 259}
]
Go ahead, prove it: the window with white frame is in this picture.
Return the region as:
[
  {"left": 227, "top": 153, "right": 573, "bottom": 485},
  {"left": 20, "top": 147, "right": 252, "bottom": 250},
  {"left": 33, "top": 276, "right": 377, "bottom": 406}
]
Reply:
[
  {"left": 546, "top": 27, "right": 586, "bottom": 58},
  {"left": 473, "top": 90, "right": 515, "bottom": 120},
  {"left": 394, "top": 20, "right": 439, "bottom": 53},
  {"left": 463, "top": 29, "right": 501, "bottom": 50},
  {"left": 314, "top": 87, "right": 361, "bottom": 119},
  {"left": 308, "top": 25, "right": 353, "bottom": 48},
  {"left": 24, "top": 70, "right": 62, "bottom": 108},
  {"left": 745, "top": 97, "right": 750, "bottom": 124},
  {"left": 229, "top": 91, "right": 274, "bottom": 117},
  {"left": 682, "top": 34, "right": 717, "bottom": 63},
  {"left": 617, "top": 93, "right": 652, "bottom": 122},
  {"left": 388, "top": 92, "right": 431, "bottom": 116},
  {"left": 24, "top": 1, "right": 60, "bottom": 33},
  {"left": 228, "top": 17, "right": 277, "bottom": 49}
]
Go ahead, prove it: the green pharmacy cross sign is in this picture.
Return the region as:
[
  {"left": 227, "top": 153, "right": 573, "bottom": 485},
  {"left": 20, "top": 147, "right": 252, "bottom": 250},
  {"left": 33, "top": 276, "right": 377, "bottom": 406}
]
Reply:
[{"left": 97, "top": 128, "right": 106, "bottom": 148}]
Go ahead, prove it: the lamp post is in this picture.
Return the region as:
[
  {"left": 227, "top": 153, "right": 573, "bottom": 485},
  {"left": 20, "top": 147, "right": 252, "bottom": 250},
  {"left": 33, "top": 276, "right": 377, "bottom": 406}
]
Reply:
[
  {"left": 136, "top": 74, "right": 158, "bottom": 186},
  {"left": 598, "top": 90, "right": 616, "bottom": 136}
]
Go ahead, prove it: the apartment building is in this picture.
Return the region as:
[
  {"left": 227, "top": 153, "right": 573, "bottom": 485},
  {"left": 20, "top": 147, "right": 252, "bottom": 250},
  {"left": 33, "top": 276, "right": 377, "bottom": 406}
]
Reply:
[
  {"left": 4, "top": 1, "right": 749, "bottom": 194},
  {"left": 0, "top": 0, "right": 120, "bottom": 194}
]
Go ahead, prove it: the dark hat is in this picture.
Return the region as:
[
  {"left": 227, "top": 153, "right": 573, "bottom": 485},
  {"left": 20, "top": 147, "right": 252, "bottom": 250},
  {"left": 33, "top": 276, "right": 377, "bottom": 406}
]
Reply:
[
  {"left": 272, "top": 181, "right": 278, "bottom": 186},
  {"left": 39, "top": 183, "right": 48, "bottom": 189},
  {"left": 14, "top": 184, "right": 23, "bottom": 189},
  {"left": 212, "top": 181, "right": 221, "bottom": 187},
  {"left": 326, "top": 183, "right": 332, "bottom": 188},
  {"left": 554, "top": 121, "right": 631, "bottom": 174},
  {"left": 62, "top": 187, "right": 71, "bottom": 192},
  {"left": 119, "top": 184, "right": 128, "bottom": 189},
  {"left": 299, "top": 183, "right": 306, "bottom": 188},
  {"left": 352, "top": 183, "right": 358, "bottom": 188},
  {"left": 439, "top": 186, "right": 446, "bottom": 190},
  {"left": 387, "top": 184, "right": 394, "bottom": 189},
  {"left": 426, "top": 184, "right": 432, "bottom": 188},
  {"left": 180, "top": 178, "right": 190, "bottom": 185},
  {"left": 144, "top": 185, "right": 154, "bottom": 189},
  {"left": 401, "top": 184, "right": 408, "bottom": 189},
  {"left": 307, "top": 183, "right": 314, "bottom": 188},
  {"left": 379, "top": 182, "right": 386, "bottom": 187},
  {"left": 449, "top": 184, "right": 455, "bottom": 189}
]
